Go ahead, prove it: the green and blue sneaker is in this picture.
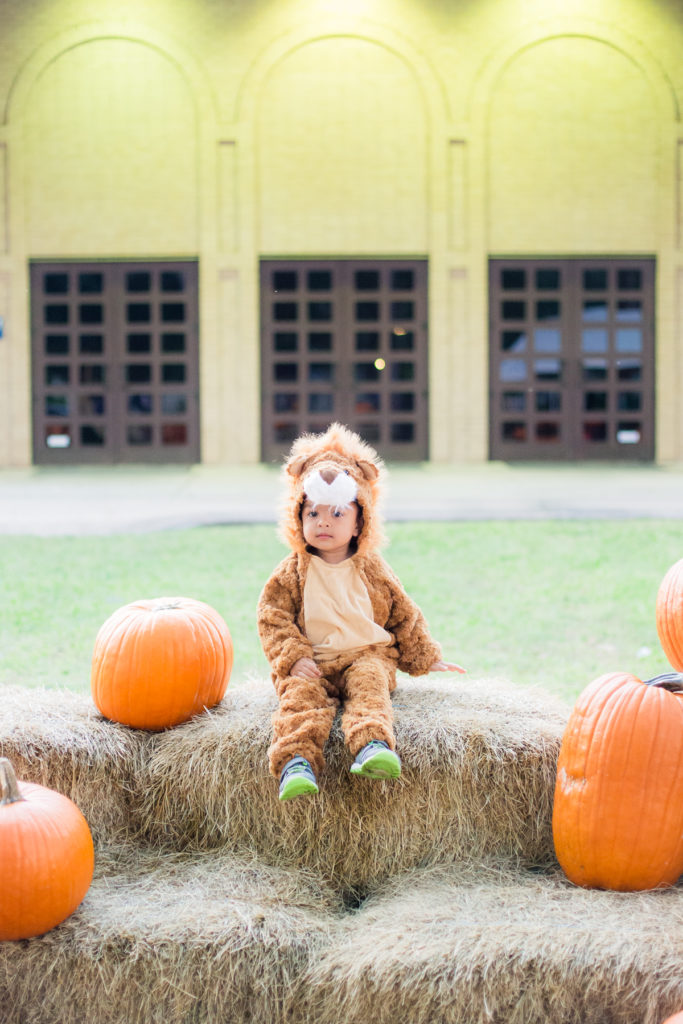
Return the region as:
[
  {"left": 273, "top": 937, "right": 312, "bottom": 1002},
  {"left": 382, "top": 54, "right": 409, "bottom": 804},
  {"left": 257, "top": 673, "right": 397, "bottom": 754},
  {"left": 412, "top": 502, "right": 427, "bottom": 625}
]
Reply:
[
  {"left": 279, "top": 756, "right": 319, "bottom": 802},
  {"left": 350, "top": 740, "right": 401, "bottom": 779}
]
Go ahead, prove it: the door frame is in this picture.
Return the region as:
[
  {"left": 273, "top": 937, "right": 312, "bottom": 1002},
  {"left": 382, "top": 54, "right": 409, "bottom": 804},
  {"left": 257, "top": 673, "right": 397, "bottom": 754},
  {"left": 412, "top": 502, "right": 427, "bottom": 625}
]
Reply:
[
  {"left": 260, "top": 259, "right": 429, "bottom": 463},
  {"left": 30, "top": 260, "right": 200, "bottom": 464},
  {"left": 488, "top": 257, "right": 655, "bottom": 461}
]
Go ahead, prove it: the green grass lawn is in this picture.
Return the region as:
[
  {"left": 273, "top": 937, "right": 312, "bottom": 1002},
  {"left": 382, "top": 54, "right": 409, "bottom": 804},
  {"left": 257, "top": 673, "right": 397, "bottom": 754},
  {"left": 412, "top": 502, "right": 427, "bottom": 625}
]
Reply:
[{"left": 1, "top": 521, "right": 680, "bottom": 704}]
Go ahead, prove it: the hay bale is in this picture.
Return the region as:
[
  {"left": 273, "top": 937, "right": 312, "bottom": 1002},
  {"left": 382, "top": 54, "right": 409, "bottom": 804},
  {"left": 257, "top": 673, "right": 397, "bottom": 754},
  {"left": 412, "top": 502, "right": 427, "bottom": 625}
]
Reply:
[
  {"left": 5, "top": 681, "right": 679, "bottom": 1024},
  {"left": 0, "top": 844, "right": 342, "bottom": 1024},
  {"left": 0, "top": 686, "right": 152, "bottom": 845},
  {"left": 140, "top": 678, "right": 568, "bottom": 891},
  {"left": 0, "top": 679, "right": 568, "bottom": 888},
  {"left": 295, "top": 860, "right": 683, "bottom": 1024}
]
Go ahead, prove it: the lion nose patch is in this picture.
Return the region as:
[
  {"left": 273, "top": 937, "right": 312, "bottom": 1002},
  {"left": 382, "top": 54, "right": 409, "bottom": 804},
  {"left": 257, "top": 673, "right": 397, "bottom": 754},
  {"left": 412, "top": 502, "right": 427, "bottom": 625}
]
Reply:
[{"left": 303, "top": 469, "right": 358, "bottom": 509}]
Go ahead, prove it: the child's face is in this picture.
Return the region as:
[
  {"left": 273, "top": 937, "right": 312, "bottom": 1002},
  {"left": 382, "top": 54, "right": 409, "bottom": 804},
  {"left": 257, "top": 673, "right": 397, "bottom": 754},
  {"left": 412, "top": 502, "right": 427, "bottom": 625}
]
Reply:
[{"left": 301, "top": 501, "right": 360, "bottom": 563}]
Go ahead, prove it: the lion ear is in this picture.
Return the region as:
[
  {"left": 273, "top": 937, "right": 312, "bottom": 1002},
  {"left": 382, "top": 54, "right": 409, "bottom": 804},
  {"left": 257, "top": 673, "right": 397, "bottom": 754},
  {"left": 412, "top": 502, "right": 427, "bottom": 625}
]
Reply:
[
  {"left": 356, "top": 459, "right": 379, "bottom": 481},
  {"left": 285, "top": 453, "right": 309, "bottom": 478}
]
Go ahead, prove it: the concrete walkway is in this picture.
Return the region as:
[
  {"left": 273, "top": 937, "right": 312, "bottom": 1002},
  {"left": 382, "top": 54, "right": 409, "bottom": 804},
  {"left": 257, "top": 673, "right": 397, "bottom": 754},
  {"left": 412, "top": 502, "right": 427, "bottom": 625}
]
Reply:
[{"left": 0, "top": 461, "right": 682, "bottom": 534}]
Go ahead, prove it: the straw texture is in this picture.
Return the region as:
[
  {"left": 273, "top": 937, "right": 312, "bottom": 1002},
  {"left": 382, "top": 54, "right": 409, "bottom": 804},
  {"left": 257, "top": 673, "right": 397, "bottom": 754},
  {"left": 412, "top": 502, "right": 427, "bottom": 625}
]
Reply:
[
  {"left": 0, "top": 844, "right": 340, "bottom": 1024},
  {"left": 0, "top": 685, "right": 152, "bottom": 844},
  {"left": 2, "top": 680, "right": 681, "bottom": 1024},
  {"left": 2, "top": 848, "right": 681, "bottom": 1024},
  {"left": 139, "top": 678, "right": 568, "bottom": 890},
  {"left": 295, "top": 861, "right": 683, "bottom": 1024}
]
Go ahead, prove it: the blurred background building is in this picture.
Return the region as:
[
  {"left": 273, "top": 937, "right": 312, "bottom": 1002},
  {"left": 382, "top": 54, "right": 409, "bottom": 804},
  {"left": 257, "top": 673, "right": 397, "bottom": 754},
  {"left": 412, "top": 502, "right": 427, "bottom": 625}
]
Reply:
[{"left": 0, "top": 0, "right": 681, "bottom": 466}]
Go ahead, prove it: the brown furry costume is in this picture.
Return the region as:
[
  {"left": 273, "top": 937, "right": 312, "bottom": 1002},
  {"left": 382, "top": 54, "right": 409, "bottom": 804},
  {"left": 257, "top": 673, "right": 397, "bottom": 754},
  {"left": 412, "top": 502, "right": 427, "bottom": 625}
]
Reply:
[{"left": 257, "top": 424, "right": 442, "bottom": 779}]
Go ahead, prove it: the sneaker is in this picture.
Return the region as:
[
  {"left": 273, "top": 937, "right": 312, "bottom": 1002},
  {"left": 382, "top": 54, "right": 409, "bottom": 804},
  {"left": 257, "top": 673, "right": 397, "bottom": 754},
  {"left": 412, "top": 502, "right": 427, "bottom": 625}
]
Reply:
[
  {"left": 350, "top": 740, "right": 401, "bottom": 779},
  {"left": 279, "top": 756, "right": 319, "bottom": 801}
]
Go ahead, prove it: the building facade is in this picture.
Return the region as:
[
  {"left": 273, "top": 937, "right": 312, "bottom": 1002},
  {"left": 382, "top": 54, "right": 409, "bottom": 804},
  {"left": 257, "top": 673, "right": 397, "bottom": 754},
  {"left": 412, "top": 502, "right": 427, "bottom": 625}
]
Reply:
[{"left": 1, "top": 0, "right": 682, "bottom": 465}]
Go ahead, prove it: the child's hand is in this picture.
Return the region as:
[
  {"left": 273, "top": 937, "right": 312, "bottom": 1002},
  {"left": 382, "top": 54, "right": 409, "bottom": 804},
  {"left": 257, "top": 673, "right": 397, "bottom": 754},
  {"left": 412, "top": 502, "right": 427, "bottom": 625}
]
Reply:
[
  {"left": 291, "top": 657, "right": 322, "bottom": 679},
  {"left": 430, "top": 660, "right": 467, "bottom": 673}
]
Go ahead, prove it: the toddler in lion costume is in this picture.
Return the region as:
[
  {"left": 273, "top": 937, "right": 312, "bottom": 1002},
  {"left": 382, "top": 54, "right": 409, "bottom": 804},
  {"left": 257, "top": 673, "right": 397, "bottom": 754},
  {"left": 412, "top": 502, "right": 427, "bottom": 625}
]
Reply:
[{"left": 257, "top": 423, "right": 465, "bottom": 801}]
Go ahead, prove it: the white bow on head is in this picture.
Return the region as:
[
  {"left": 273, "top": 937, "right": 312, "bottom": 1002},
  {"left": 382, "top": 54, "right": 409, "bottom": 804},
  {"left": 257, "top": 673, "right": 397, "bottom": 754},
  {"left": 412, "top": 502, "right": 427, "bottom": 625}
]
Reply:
[{"left": 303, "top": 469, "right": 358, "bottom": 511}]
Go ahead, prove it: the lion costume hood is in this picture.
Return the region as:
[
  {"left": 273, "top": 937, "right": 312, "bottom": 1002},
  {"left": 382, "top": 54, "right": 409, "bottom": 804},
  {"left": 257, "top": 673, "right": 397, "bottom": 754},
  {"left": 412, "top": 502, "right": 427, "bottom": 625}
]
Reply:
[{"left": 279, "top": 423, "right": 386, "bottom": 558}]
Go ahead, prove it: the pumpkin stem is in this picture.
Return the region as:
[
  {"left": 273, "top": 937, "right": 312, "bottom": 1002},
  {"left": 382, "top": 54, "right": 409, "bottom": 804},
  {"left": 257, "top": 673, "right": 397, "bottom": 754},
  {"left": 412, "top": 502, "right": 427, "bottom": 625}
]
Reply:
[
  {"left": 0, "top": 757, "right": 25, "bottom": 805},
  {"left": 645, "top": 671, "right": 683, "bottom": 694}
]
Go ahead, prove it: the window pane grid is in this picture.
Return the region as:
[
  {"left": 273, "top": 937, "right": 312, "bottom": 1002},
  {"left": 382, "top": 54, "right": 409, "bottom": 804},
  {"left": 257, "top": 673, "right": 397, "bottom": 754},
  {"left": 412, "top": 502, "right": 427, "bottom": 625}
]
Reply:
[
  {"left": 31, "top": 262, "right": 198, "bottom": 463},
  {"left": 490, "top": 259, "right": 654, "bottom": 459},
  {"left": 261, "top": 261, "right": 427, "bottom": 460}
]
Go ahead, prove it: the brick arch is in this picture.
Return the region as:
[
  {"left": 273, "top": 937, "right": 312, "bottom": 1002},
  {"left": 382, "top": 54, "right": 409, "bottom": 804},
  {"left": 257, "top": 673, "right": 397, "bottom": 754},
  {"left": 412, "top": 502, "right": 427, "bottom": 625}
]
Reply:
[
  {"left": 468, "top": 17, "right": 678, "bottom": 125},
  {"left": 485, "top": 33, "right": 661, "bottom": 253},
  {"left": 4, "top": 22, "right": 217, "bottom": 127},
  {"left": 253, "top": 33, "right": 432, "bottom": 254},
  {"left": 5, "top": 24, "right": 218, "bottom": 257},
  {"left": 234, "top": 18, "right": 449, "bottom": 129}
]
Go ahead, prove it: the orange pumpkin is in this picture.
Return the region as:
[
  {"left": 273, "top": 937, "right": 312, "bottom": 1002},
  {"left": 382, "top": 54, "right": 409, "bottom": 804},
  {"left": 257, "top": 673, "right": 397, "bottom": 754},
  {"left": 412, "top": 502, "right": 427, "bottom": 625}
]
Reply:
[
  {"left": 552, "top": 670, "right": 683, "bottom": 891},
  {"left": 657, "top": 557, "right": 683, "bottom": 670},
  {"left": 0, "top": 757, "right": 94, "bottom": 940},
  {"left": 91, "top": 596, "right": 233, "bottom": 730}
]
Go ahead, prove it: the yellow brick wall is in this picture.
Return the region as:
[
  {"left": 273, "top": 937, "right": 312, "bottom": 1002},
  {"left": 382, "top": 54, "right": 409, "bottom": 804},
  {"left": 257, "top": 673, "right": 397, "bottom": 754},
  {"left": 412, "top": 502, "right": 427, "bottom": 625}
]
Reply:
[{"left": 0, "top": 0, "right": 682, "bottom": 464}]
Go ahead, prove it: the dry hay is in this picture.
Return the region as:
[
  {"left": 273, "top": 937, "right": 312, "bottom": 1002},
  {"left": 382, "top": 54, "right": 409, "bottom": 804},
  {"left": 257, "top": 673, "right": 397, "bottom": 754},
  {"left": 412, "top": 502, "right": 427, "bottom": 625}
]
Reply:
[
  {"left": 295, "top": 859, "right": 683, "bottom": 1024},
  {"left": 0, "top": 685, "right": 152, "bottom": 845},
  {"left": 0, "top": 679, "right": 568, "bottom": 891},
  {"left": 3, "top": 847, "right": 681, "bottom": 1024},
  {"left": 0, "top": 843, "right": 342, "bottom": 1024},
  {"left": 140, "top": 677, "right": 568, "bottom": 892},
  {"left": 3, "top": 682, "right": 681, "bottom": 1024}
]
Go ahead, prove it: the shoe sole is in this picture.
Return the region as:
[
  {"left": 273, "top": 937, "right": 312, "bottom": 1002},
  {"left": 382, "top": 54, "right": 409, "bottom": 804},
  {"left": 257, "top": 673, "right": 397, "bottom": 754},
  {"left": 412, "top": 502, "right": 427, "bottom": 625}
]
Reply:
[
  {"left": 350, "top": 751, "right": 401, "bottom": 779},
  {"left": 279, "top": 778, "right": 319, "bottom": 801}
]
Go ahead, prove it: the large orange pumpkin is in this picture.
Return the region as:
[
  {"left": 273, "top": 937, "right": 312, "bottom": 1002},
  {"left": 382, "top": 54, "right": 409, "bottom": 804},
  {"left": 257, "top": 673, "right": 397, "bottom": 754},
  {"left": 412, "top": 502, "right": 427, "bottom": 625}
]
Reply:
[
  {"left": 657, "top": 557, "right": 683, "bottom": 670},
  {"left": 91, "top": 596, "right": 233, "bottom": 730},
  {"left": 552, "top": 670, "right": 683, "bottom": 891},
  {"left": 0, "top": 757, "right": 94, "bottom": 940}
]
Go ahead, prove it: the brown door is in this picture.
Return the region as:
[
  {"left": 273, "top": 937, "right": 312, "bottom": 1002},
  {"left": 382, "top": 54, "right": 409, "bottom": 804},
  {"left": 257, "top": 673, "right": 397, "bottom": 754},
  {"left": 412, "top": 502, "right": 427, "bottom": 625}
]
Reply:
[
  {"left": 31, "top": 262, "right": 200, "bottom": 464},
  {"left": 260, "top": 260, "right": 429, "bottom": 462},
  {"left": 489, "top": 259, "right": 655, "bottom": 460}
]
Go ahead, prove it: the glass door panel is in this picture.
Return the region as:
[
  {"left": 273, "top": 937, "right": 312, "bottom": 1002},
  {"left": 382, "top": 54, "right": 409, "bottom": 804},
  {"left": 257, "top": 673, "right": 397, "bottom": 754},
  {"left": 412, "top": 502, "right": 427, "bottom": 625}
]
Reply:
[
  {"left": 261, "top": 260, "right": 428, "bottom": 462},
  {"left": 31, "top": 261, "right": 199, "bottom": 464},
  {"left": 489, "top": 259, "right": 654, "bottom": 460}
]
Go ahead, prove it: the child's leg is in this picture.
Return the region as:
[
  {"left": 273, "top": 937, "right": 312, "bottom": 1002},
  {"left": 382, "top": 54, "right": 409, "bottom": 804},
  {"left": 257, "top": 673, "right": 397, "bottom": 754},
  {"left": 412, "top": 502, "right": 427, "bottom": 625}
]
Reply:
[
  {"left": 269, "top": 671, "right": 339, "bottom": 778},
  {"left": 340, "top": 653, "right": 397, "bottom": 756}
]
